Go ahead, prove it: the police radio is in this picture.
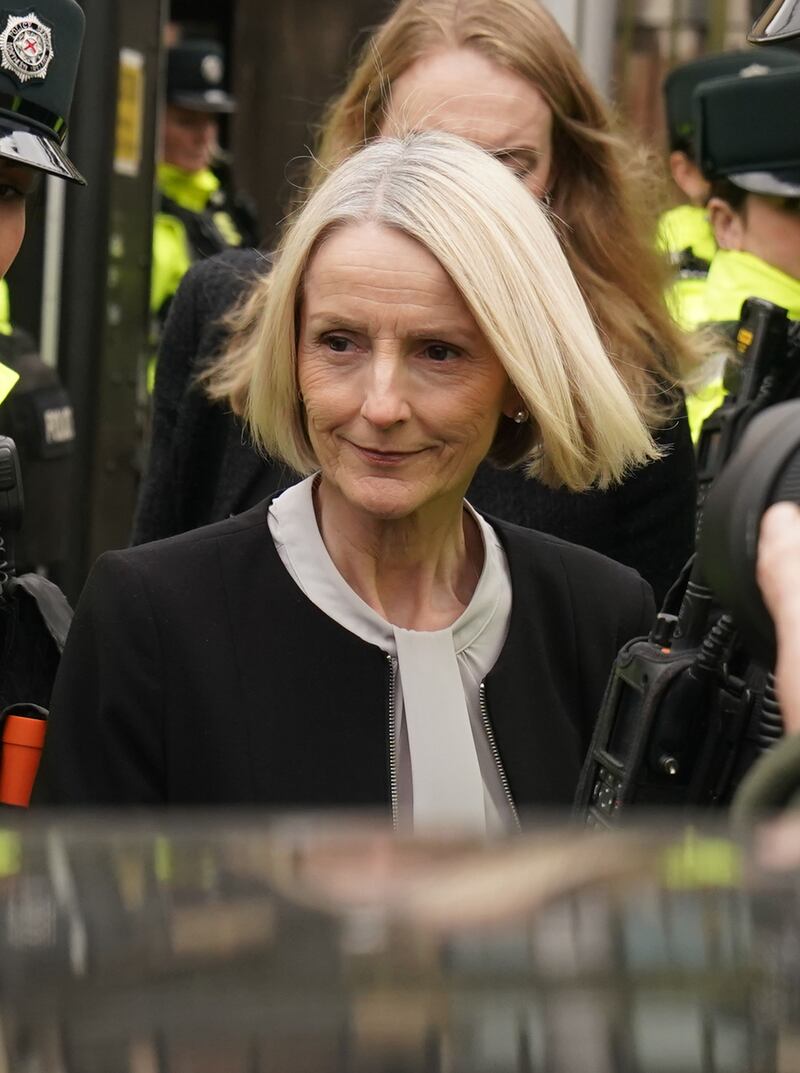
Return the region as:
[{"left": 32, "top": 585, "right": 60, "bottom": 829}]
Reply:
[
  {"left": 574, "top": 558, "right": 753, "bottom": 825},
  {"left": 576, "top": 299, "right": 800, "bottom": 827}
]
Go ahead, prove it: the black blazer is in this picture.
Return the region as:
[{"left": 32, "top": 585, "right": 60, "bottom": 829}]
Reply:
[
  {"left": 132, "top": 249, "right": 696, "bottom": 605},
  {"left": 37, "top": 503, "right": 654, "bottom": 811}
]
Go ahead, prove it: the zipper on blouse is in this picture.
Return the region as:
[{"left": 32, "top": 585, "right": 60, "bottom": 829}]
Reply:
[
  {"left": 386, "top": 654, "right": 399, "bottom": 829},
  {"left": 479, "top": 682, "right": 521, "bottom": 830}
]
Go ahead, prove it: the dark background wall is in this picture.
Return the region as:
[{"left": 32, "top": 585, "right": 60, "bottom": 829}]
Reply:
[{"left": 231, "top": 0, "right": 392, "bottom": 245}]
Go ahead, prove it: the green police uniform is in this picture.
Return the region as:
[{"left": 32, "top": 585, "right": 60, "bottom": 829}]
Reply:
[
  {"left": 679, "top": 60, "right": 800, "bottom": 438},
  {"left": 659, "top": 48, "right": 800, "bottom": 338}
]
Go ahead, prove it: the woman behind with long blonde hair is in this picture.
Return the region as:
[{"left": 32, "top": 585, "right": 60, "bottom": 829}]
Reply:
[{"left": 134, "top": 0, "right": 697, "bottom": 604}]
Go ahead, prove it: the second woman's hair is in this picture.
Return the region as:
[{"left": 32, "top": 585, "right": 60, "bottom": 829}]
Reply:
[{"left": 243, "top": 132, "right": 658, "bottom": 492}]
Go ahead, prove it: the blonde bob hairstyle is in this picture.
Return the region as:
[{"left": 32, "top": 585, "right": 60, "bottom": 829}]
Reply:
[{"left": 244, "top": 132, "right": 658, "bottom": 492}]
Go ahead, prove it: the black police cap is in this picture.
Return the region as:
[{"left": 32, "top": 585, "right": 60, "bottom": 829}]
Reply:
[
  {"left": 167, "top": 40, "right": 236, "bottom": 114},
  {"left": 750, "top": 0, "right": 800, "bottom": 45},
  {"left": 662, "top": 48, "right": 800, "bottom": 152},
  {"left": 695, "top": 66, "right": 800, "bottom": 196},
  {"left": 0, "top": 0, "right": 84, "bottom": 184}
]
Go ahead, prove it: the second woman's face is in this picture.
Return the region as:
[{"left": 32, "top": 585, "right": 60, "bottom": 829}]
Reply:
[
  {"left": 382, "top": 48, "right": 554, "bottom": 199},
  {"left": 297, "top": 222, "right": 517, "bottom": 521}
]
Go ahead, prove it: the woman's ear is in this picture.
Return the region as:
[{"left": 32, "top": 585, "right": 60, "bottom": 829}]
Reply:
[
  {"left": 707, "top": 196, "right": 744, "bottom": 252},
  {"left": 501, "top": 383, "right": 527, "bottom": 422}
]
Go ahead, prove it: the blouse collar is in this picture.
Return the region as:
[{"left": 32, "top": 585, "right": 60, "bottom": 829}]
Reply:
[{"left": 269, "top": 475, "right": 505, "bottom": 654}]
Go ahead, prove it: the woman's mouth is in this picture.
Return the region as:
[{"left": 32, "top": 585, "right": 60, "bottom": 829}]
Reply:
[{"left": 351, "top": 443, "right": 427, "bottom": 465}]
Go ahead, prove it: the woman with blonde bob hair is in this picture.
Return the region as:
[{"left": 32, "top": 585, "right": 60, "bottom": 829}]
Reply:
[
  {"left": 133, "top": 0, "right": 697, "bottom": 605},
  {"left": 246, "top": 133, "right": 656, "bottom": 492},
  {"left": 39, "top": 133, "right": 654, "bottom": 821}
]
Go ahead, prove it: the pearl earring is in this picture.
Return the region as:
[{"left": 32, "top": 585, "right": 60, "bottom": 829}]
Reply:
[{"left": 513, "top": 409, "right": 529, "bottom": 424}]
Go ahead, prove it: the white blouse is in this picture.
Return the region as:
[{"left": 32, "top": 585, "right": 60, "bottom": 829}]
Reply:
[{"left": 268, "top": 476, "right": 515, "bottom": 834}]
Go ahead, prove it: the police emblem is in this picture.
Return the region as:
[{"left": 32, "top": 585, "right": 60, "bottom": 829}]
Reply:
[
  {"left": 0, "top": 12, "right": 54, "bottom": 84},
  {"left": 201, "top": 53, "right": 223, "bottom": 85}
]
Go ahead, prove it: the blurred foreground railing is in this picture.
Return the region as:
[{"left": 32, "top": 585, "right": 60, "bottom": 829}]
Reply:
[{"left": 0, "top": 813, "right": 797, "bottom": 1072}]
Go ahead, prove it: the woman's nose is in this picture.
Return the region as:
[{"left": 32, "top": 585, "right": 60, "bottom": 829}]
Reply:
[{"left": 360, "top": 356, "right": 412, "bottom": 428}]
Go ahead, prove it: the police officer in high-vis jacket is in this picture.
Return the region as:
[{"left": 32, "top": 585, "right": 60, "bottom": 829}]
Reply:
[
  {"left": 152, "top": 39, "right": 259, "bottom": 335},
  {"left": 658, "top": 48, "right": 799, "bottom": 335},
  {"left": 686, "top": 66, "right": 800, "bottom": 436},
  {"left": 0, "top": 0, "right": 83, "bottom": 573}
]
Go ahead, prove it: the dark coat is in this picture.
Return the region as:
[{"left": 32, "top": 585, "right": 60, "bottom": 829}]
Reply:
[
  {"left": 132, "top": 248, "right": 697, "bottom": 605},
  {"left": 36, "top": 503, "right": 654, "bottom": 810},
  {"left": 132, "top": 249, "right": 290, "bottom": 546}
]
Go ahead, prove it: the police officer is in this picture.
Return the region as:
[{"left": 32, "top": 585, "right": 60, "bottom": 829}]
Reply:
[
  {"left": 0, "top": 0, "right": 83, "bottom": 573},
  {"left": 658, "top": 48, "right": 799, "bottom": 335},
  {"left": 0, "top": 0, "right": 84, "bottom": 343},
  {"left": 687, "top": 66, "right": 800, "bottom": 434},
  {"left": 152, "top": 39, "right": 258, "bottom": 337},
  {"left": 0, "top": 0, "right": 83, "bottom": 727}
]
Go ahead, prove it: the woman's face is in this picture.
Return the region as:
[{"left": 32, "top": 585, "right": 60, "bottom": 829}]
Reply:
[
  {"left": 297, "top": 222, "right": 519, "bottom": 520},
  {"left": 0, "top": 160, "right": 36, "bottom": 277},
  {"left": 382, "top": 47, "right": 554, "bottom": 199}
]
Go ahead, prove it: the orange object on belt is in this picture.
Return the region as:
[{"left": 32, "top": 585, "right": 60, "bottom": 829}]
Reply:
[{"left": 0, "top": 704, "right": 47, "bottom": 807}]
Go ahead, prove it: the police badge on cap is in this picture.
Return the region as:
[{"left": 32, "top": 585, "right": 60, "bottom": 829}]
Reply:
[
  {"left": 167, "top": 40, "right": 237, "bottom": 114},
  {"left": 0, "top": 0, "right": 86, "bottom": 184},
  {"left": 0, "top": 11, "right": 54, "bottom": 83}
]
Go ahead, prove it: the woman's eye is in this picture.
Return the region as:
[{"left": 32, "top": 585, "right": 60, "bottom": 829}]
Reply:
[
  {"left": 323, "top": 334, "right": 352, "bottom": 353},
  {"left": 495, "top": 151, "right": 539, "bottom": 179},
  {"left": 506, "top": 158, "right": 529, "bottom": 178},
  {"left": 424, "top": 343, "right": 459, "bottom": 363}
]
